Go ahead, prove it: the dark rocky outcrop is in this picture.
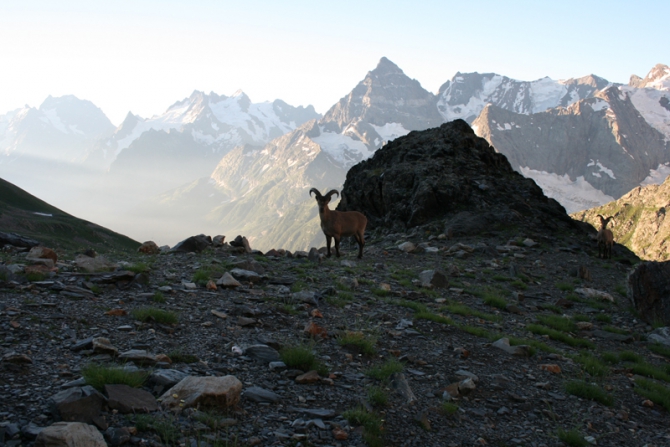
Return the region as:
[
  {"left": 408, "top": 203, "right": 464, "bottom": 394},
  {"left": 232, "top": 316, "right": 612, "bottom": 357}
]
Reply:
[
  {"left": 337, "top": 120, "right": 576, "bottom": 235},
  {"left": 0, "top": 232, "right": 40, "bottom": 248},
  {"left": 628, "top": 261, "right": 670, "bottom": 325},
  {"left": 170, "top": 234, "right": 212, "bottom": 253}
]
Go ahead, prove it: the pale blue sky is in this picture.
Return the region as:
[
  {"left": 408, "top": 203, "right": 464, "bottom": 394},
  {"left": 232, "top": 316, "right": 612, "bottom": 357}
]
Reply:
[{"left": 1, "top": 0, "right": 667, "bottom": 125}]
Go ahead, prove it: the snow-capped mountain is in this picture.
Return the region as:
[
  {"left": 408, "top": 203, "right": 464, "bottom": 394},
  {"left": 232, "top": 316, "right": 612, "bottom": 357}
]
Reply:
[
  {"left": 86, "top": 90, "right": 320, "bottom": 169},
  {"left": 437, "top": 72, "right": 612, "bottom": 123},
  {"left": 0, "top": 95, "right": 115, "bottom": 162}
]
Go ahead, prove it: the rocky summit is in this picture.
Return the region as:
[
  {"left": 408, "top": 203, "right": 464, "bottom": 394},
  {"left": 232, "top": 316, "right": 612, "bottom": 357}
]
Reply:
[
  {"left": 337, "top": 119, "right": 574, "bottom": 235},
  {"left": 2, "top": 208, "right": 670, "bottom": 447}
]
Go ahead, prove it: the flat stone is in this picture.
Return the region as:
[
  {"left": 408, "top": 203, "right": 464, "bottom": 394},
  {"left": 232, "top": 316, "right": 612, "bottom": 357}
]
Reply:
[
  {"left": 296, "top": 370, "right": 320, "bottom": 384},
  {"left": 398, "top": 242, "right": 416, "bottom": 253},
  {"left": 237, "top": 316, "right": 257, "bottom": 326},
  {"left": 575, "top": 287, "right": 614, "bottom": 302},
  {"left": 151, "top": 369, "right": 189, "bottom": 389},
  {"left": 49, "top": 386, "right": 107, "bottom": 424},
  {"left": 291, "top": 408, "right": 336, "bottom": 419},
  {"left": 105, "top": 384, "right": 159, "bottom": 413},
  {"left": 216, "top": 272, "right": 242, "bottom": 288},
  {"left": 35, "top": 422, "right": 107, "bottom": 447},
  {"left": 160, "top": 375, "right": 242, "bottom": 410},
  {"left": 92, "top": 337, "right": 118, "bottom": 356},
  {"left": 244, "top": 344, "right": 282, "bottom": 363},
  {"left": 230, "top": 268, "right": 262, "bottom": 282},
  {"left": 118, "top": 349, "right": 157, "bottom": 366},
  {"left": 244, "top": 386, "right": 280, "bottom": 403}
]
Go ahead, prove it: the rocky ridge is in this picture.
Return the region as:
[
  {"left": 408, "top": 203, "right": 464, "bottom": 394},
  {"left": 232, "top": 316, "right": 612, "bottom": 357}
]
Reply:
[{"left": 571, "top": 174, "right": 670, "bottom": 262}]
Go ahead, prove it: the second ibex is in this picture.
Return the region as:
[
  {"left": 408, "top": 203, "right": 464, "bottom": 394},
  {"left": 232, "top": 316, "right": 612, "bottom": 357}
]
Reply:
[{"left": 309, "top": 188, "right": 367, "bottom": 259}]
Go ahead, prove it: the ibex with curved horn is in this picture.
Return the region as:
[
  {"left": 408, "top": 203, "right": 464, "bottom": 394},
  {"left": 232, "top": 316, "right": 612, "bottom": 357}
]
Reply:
[
  {"left": 309, "top": 188, "right": 367, "bottom": 259},
  {"left": 596, "top": 214, "right": 614, "bottom": 259}
]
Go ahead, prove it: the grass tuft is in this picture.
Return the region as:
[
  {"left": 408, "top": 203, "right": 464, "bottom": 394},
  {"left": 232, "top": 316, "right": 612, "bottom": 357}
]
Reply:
[
  {"left": 557, "top": 428, "right": 588, "bottom": 447},
  {"left": 573, "top": 353, "right": 609, "bottom": 377},
  {"left": 367, "top": 386, "right": 388, "bottom": 407},
  {"left": 338, "top": 331, "right": 377, "bottom": 356},
  {"left": 635, "top": 377, "right": 670, "bottom": 411},
  {"left": 168, "top": 349, "right": 199, "bottom": 364},
  {"left": 648, "top": 343, "right": 670, "bottom": 359},
  {"left": 366, "top": 357, "right": 403, "bottom": 380},
  {"left": 130, "top": 307, "right": 178, "bottom": 324},
  {"left": 342, "top": 406, "right": 384, "bottom": 447},
  {"left": 127, "top": 262, "right": 151, "bottom": 274},
  {"left": 565, "top": 380, "right": 613, "bottom": 406},
  {"left": 82, "top": 363, "right": 148, "bottom": 391},
  {"left": 440, "top": 401, "right": 459, "bottom": 416},
  {"left": 537, "top": 315, "right": 577, "bottom": 333},
  {"left": 527, "top": 324, "right": 595, "bottom": 349}
]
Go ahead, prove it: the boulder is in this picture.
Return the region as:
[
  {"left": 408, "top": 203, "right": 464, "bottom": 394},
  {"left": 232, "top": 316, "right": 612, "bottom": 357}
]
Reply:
[
  {"left": 231, "top": 259, "right": 265, "bottom": 275},
  {"left": 171, "top": 234, "right": 212, "bottom": 253},
  {"left": 229, "top": 235, "right": 252, "bottom": 253},
  {"left": 75, "top": 255, "right": 117, "bottom": 273},
  {"left": 628, "top": 261, "right": 670, "bottom": 325},
  {"left": 244, "top": 386, "right": 280, "bottom": 403},
  {"left": 118, "top": 349, "right": 157, "bottom": 366},
  {"left": 308, "top": 247, "right": 322, "bottom": 263},
  {"left": 0, "top": 231, "right": 40, "bottom": 248},
  {"left": 105, "top": 384, "right": 159, "bottom": 413},
  {"left": 92, "top": 337, "right": 118, "bottom": 356},
  {"left": 160, "top": 375, "right": 242, "bottom": 410},
  {"left": 229, "top": 268, "right": 262, "bottom": 283},
  {"left": 35, "top": 422, "right": 107, "bottom": 447},
  {"left": 27, "top": 246, "right": 58, "bottom": 263},
  {"left": 212, "top": 235, "right": 226, "bottom": 247},
  {"left": 419, "top": 270, "right": 449, "bottom": 288},
  {"left": 138, "top": 241, "right": 160, "bottom": 255},
  {"left": 49, "top": 386, "right": 107, "bottom": 424}
]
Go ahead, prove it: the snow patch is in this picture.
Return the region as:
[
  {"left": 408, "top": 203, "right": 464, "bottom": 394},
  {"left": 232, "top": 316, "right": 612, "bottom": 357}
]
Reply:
[
  {"left": 624, "top": 86, "right": 670, "bottom": 139},
  {"left": 529, "top": 77, "right": 567, "bottom": 113},
  {"left": 519, "top": 167, "right": 615, "bottom": 213},
  {"left": 312, "top": 130, "right": 374, "bottom": 168},
  {"left": 586, "top": 160, "right": 616, "bottom": 179},
  {"left": 370, "top": 122, "right": 410, "bottom": 144},
  {"left": 40, "top": 108, "right": 68, "bottom": 134},
  {"left": 589, "top": 98, "right": 609, "bottom": 112},
  {"left": 641, "top": 162, "right": 670, "bottom": 186}
]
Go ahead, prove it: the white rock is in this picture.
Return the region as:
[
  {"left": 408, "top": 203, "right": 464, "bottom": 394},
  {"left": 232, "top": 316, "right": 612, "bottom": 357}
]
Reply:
[
  {"left": 160, "top": 375, "right": 242, "bottom": 410},
  {"left": 574, "top": 287, "right": 614, "bottom": 302},
  {"left": 35, "top": 422, "right": 107, "bottom": 447}
]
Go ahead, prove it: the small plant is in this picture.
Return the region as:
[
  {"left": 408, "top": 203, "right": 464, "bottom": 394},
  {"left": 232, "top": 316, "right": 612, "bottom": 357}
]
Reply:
[
  {"left": 601, "top": 351, "right": 619, "bottom": 364},
  {"left": 573, "top": 353, "right": 609, "bottom": 377},
  {"left": 573, "top": 314, "right": 590, "bottom": 322},
  {"left": 397, "top": 299, "right": 427, "bottom": 313},
  {"left": 131, "top": 307, "right": 178, "bottom": 324},
  {"left": 603, "top": 325, "right": 629, "bottom": 335},
  {"left": 366, "top": 357, "right": 403, "bottom": 380},
  {"left": 371, "top": 287, "right": 390, "bottom": 297},
  {"left": 338, "top": 331, "right": 377, "bottom": 356},
  {"left": 168, "top": 349, "right": 199, "bottom": 364},
  {"left": 443, "top": 303, "right": 501, "bottom": 322},
  {"left": 88, "top": 284, "right": 102, "bottom": 294},
  {"left": 539, "top": 304, "right": 562, "bottom": 314},
  {"left": 82, "top": 364, "right": 148, "bottom": 391},
  {"left": 342, "top": 406, "right": 384, "bottom": 447},
  {"left": 367, "top": 386, "right": 388, "bottom": 407},
  {"left": 152, "top": 291, "right": 166, "bottom": 303},
  {"left": 565, "top": 380, "right": 613, "bottom": 406},
  {"left": 416, "top": 311, "right": 454, "bottom": 326},
  {"left": 192, "top": 269, "right": 210, "bottom": 286},
  {"left": 556, "top": 282, "right": 574, "bottom": 292},
  {"left": 290, "top": 280, "right": 306, "bottom": 293},
  {"left": 483, "top": 293, "right": 507, "bottom": 310},
  {"left": 510, "top": 279, "right": 528, "bottom": 290},
  {"left": 557, "top": 428, "right": 588, "bottom": 447},
  {"left": 527, "top": 324, "right": 595, "bottom": 349},
  {"left": 618, "top": 350, "right": 643, "bottom": 363},
  {"left": 648, "top": 343, "right": 670, "bottom": 359},
  {"left": 627, "top": 362, "right": 670, "bottom": 383},
  {"left": 635, "top": 377, "right": 670, "bottom": 411},
  {"left": 127, "top": 262, "right": 150, "bottom": 274},
  {"left": 614, "top": 284, "right": 627, "bottom": 296},
  {"left": 440, "top": 401, "right": 459, "bottom": 416},
  {"left": 594, "top": 314, "right": 612, "bottom": 323},
  {"left": 537, "top": 315, "right": 577, "bottom": 333},
  {"left": 25, "top": 271, "right": 47, "bottom": 282},
  {"left": 280, "top": 343, "right": 318, "bottom": 372}
]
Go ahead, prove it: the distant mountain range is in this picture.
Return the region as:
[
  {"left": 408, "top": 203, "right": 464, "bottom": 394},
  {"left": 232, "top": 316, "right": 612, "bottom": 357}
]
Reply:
[{"left": 0, "top": 59, "right": 668, "bottom": 252}]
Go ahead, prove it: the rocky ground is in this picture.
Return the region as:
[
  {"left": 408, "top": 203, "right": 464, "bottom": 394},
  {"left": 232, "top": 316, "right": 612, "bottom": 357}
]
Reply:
[{"left": 1, "top": 228, "right": 670, "bottom": 447}]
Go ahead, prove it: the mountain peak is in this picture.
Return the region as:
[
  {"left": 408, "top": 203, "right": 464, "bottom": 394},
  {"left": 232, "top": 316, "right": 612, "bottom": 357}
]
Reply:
[{"left": 372, "top": 57, "right": 403, "bottom": 75}]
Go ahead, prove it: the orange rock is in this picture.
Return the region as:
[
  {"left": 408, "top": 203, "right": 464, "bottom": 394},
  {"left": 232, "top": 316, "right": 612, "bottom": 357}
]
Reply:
[
  {"left": 206, "top": 280, "right": 217, "bottom": 290},
  {"left": 310, "top": 309, "right": 323, "bottom": 318},
  {"left": 389, "top": 349, "right": 401, "bottom": 357},
  {"left": 304, "top": 321, "right": 328, "bottom": 339},
  {"left": 332, "top": 428, "right": 349, "bottom": 440},
  {"left": 155, "top": 354, "right": 172, "bottom": 364},
  {"left": 295, "top": 370, "right": 320, "bottom": 384},
  {"left": 138, "top": 241, "right": 160, "bottom": 255},
  {"left": 540, "top": 364, "right": 561, "bottom": 374},
  {"left": 10, "top": 321, "right": 20, "bottom": 328},
  {"left": 105, "top": 308, "right": 127, "bottom": 317},
  {"left": 642, "top": 399, "right": 654, "bottom": 407},
  {"left": 27, "top": 246, "right": 58, "bottom": 263}
]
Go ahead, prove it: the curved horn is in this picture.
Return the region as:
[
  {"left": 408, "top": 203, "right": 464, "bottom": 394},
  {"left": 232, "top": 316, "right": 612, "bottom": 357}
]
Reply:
[
  {"left": 309, "top": 188, "right": 322, "bottom": 198},
  {"left": 324, "top": 189, "right": 339, "bottom": 199}
]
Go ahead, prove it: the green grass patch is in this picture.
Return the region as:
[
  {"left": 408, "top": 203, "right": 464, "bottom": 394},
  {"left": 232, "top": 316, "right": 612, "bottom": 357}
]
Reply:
[
  {"left": 443, "top": 303, "right": 501, "bottom": 322},
  {"left": 416, "top": 311, "right": 454, "bottom": 326},
  {"left": 366, "top": 357, "right": 403, "bottom": 381},
  {"left": 603, "top": 325, "right": 629, "bottom": 335},
  {"left": 132, "top": 414, "right": 179, "bottom": 445},
  {"left": 618, "top": 351, "right": 643, "bottom": 363},
  {"left": 628, "top": 362, "right": 670, "bottom": 383},
  {"left": 397, "top": 300, "right": 428, "bottom": 313},
  {"left": 537, "top": 315, "right": 577, "bottom": 333},
  {"left": 566, "top": 293, "right": 582, "bottom": 302},
  {"left": 573, "top": 314, "right": 590, "bottom": 322},
  {"left": 483, "top": 294, "right": 507, "bottom": 310},
  {"left": 492, "top": 274, "right": 510, "bottom": 282},
  {"left": 25, "top": 271, "right": 47, "bottom": 282},
  {"left": 192, "top": 269, "right": 210, "bottom": 286},
  {"left": 168, "top": 349, "right": 199, "bottom": 364},
  {"left": 601, "top": 351, "right": 619, "bottom": 364},
  {"left": 440, "top": 401, "right": 459, "bottom": 416},
  {"left": 460, "top": 325, "right": 497, "bottom": 340},
  {"left": 565, "top": 380, "right": 613, "bottom": 406},
  {"left": 614, "top": 284, "right": 627, "bottom": 296},
  {"left": 82, "top": 363, "right": 148, "bottom": 391},
  {"left": 527, "top": 324, "right": 595, "bottom": 349},
  {"left": 130, "top": 307, "right": 178, "bottom": 324},
  {"left": 594, "top": 314, "right": 612, "bottom": 323},
  {"left": 342, "top": 406, "right": 384, "bottom": 447},
  {"left": 127, "top": 262, "right": 151, "bottom": 274},
  {"left": 648, "top": 343, "right": 670, "bottom": 359},
  {"left": 280, "top": 343, "right": 327, "bottom": 375},
  {"left": 556, "top": 282, "right": 574, "bottom": 292},
  {"left": 371, "top": 287, "right": 390, "bottom": 297},
  {"left": 510, "top": 279, "right": 528, "bottom": 290},
  {"left": 557, "top": 428, "right": 588, "bottom": 447},
  {"left": 152, "top": 291, "right": 166, "bottom": 303},
  {"left": 338, "top": 331, "right": 377, "bottom": 356},
  {"left": 573, "top": 353, "right": 609, "bottom": 377},
  {"left": 634, "top": 377, "right": 670, "bottom": 411},
  {"left": 367, "top": 386, "right": 388, "bottom": 407},
  {"left": 290, "top": 280, "right": 306, "bottom": 293},
  {"left": 539, "top": 304, "right": 562, "bottom": 314}
]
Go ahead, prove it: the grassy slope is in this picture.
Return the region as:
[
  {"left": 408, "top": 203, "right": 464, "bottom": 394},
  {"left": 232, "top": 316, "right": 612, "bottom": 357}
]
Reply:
[{"left": 0, "top": 177, "right": 139, "bottom": 253}]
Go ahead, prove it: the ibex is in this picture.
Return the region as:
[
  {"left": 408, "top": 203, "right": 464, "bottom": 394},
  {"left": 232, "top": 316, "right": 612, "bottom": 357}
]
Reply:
[
  {"left": 309, "top": 188, "right": 367, "bottom": 259},
  {"left": 596, "top": 214, "right": 614, "bottom": 259}
]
